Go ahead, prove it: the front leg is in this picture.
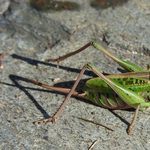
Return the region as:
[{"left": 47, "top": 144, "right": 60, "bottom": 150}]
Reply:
[{"left": 45, "top": 42, "right": 144, "bottom": 72}]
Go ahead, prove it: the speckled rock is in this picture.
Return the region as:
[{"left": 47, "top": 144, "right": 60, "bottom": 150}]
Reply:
[{"left": 0, "top": 0, "right": 150, "bottom": 149}]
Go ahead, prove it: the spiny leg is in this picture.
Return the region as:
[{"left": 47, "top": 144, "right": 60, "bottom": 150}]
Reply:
[
  {"left": 33, "top": 64, "right": 88, "bottom": 124},
  {"left": 45, "top": 42, "right": 91, "bottom": 65},
  {"left": 26, "top": 78, "right": 85, "bottom": 98},
  {"left": 46, "top": 42, "right": 144, "bottom": 72},
  {"left": 128, "top": 104, "right": 141, "bottom": 135}
]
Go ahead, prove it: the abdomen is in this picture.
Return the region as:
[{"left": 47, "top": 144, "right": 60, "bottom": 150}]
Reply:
[{"left": 85, "top": 90, "right": 132, "bottom": 109}]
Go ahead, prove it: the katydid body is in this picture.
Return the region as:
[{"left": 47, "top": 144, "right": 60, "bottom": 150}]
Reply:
[
  {"left": 27, "top": 72, "right": 150, "bottom": 110},
  {"left": 27, "top": 42, "right": 150, "bottom": 134}
]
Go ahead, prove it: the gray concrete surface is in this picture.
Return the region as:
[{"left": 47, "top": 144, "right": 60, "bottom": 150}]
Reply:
[{"left": 0, "top": 0, "right": 150, "bottom": 149}]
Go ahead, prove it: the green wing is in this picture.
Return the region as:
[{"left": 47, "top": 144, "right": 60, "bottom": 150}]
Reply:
[{"left": 85, "top": 77, "right": 150, "bottom": 93}]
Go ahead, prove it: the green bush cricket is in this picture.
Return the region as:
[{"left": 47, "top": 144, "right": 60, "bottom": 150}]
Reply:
[{"left": 27, "top": 42, "right": 150, "bottom": 134}]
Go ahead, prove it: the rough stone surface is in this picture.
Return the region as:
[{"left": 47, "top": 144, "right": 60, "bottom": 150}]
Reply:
[{"left": 0, "top": 0, "right": 150, "bottom": 149}]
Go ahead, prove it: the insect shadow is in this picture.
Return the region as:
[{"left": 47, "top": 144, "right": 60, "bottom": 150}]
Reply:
[
  {"left": 11, "top": 54, "right": 98, "bottom": 77},
  {"left": 8, "top": 74, "right": 51, "bottom": 119}
]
